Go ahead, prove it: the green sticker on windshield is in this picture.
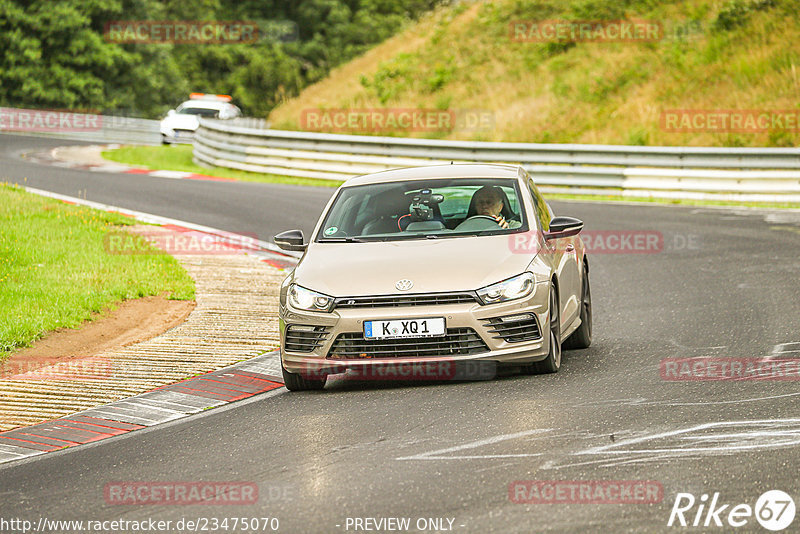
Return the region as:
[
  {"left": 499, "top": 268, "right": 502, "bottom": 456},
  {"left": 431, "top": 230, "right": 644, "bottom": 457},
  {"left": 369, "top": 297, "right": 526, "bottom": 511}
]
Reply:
[{"left": 324, "top": 226, "right": 338, "bottom": 236}]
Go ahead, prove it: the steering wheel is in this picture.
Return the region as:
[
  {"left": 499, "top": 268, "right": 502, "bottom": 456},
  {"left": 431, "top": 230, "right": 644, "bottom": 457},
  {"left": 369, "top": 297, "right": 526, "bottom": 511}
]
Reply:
[{"left": 463, "top": 215, "right": 500, "bottom": 224}]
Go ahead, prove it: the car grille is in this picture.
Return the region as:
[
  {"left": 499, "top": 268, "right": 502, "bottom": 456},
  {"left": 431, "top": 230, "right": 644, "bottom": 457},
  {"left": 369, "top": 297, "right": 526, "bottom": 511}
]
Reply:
[
  {"left": 333, "top": 292, "right": 479, "bottom": 310},
  {"left": 327, "top": 328, "right": 488, "bottom": 359},
  {"left": 284, "top": 325, "right": 330, "bottom": 353},
  {"left": 481, "top": 313, "right": 541, "bottom": 343}
]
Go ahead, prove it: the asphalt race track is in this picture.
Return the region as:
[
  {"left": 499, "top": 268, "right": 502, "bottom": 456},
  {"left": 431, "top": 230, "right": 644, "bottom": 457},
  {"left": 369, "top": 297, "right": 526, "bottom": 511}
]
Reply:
[
  {"left": 2, "top": 134, "right": 800, "bottom": 533},
  {"left": 0, "top": 135, "right": 335, "bottom": 239}
]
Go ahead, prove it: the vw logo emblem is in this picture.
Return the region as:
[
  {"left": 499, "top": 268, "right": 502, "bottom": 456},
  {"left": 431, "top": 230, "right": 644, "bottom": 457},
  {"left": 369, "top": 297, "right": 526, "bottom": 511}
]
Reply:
[{"left": 395, "top": 279, "right": 414, "bottom": 291}]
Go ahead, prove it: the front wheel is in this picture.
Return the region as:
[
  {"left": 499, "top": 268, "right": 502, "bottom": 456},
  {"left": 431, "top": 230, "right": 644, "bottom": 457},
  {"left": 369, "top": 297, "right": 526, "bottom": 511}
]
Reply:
[
  {"left": 525, "top": 283, "right": 562, "bottom": 375},
  {"left": 563, "top": 269, "right": 592, "bottom": 350},
  {"left": 282, "top": 363, "right": 326, "bottom": 391}
]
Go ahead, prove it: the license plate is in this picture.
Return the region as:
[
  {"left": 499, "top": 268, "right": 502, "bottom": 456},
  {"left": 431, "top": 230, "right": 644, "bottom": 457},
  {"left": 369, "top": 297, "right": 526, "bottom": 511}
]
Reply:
[{"left": 364, "top": 318, "right": 445, "bottom": 340}]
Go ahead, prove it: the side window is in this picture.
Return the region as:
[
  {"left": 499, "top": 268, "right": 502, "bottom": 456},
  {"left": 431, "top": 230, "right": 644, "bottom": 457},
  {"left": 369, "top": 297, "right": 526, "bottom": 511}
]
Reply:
[
  {"left": 502, "top": 186, "right": 520, "bottom": 216},
  {"left": 527, "top": 178, "right": 551, "bottom": 231}
]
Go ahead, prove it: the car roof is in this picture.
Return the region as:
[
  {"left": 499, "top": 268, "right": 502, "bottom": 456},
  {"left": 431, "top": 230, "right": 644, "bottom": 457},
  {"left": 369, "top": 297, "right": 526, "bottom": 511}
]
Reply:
[{"left": 342, "top": 164, "right": 524, "bottom": 187}]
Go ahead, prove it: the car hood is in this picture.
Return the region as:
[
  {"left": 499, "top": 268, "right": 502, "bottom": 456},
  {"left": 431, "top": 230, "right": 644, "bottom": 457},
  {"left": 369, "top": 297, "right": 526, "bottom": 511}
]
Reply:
[
  {"left": 160, "top": 114, "right": 200, "bottom": 132},
  {"left": 293, "top": 235, "right": 536, "bottom": 297}
]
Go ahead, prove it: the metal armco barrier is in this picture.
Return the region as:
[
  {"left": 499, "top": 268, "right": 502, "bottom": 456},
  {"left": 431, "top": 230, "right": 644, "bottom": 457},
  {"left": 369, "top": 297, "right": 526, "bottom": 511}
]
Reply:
[{"left": 193, "top": 118, "right": 800, "bottom": 202}]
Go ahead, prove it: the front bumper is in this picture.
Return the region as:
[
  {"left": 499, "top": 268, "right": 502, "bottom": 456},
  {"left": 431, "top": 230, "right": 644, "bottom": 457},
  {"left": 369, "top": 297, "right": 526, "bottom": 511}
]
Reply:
[{"left": 280, "top": 282, "right": 551, "bottom": 376}]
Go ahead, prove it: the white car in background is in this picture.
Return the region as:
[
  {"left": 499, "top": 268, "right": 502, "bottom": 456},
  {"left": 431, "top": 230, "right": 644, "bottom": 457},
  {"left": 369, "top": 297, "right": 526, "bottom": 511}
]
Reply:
[{"left": 160, "top": 93, "right": 241, "bottom": 144}]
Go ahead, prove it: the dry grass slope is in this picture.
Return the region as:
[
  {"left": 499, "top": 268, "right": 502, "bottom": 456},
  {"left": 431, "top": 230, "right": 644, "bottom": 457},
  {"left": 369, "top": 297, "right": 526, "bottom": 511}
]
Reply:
[{"left": 269, "top": 0, "right": 800, "bottom": 147}]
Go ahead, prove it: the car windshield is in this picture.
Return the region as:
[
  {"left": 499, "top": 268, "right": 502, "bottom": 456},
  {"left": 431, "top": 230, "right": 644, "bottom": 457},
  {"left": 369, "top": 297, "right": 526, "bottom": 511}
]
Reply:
[
  {"left": 176, "top": 106, "right": 220, "bottom": 117},
  {"left": 316, "top": 177, "right": 528, "bottom": 242}
]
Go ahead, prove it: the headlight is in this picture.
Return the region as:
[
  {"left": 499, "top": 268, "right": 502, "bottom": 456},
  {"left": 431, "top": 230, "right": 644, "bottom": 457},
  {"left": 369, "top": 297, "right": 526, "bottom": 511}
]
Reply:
[
  {"left": 288, "top": 284, "right": 334, "bottom": 312},
  {"left": 477, "top": 272, "right": 536, "bottom": 305}
]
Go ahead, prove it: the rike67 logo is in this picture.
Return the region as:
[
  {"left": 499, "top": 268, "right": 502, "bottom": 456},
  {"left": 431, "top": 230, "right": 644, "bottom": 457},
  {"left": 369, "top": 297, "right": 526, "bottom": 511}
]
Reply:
[{"left": 668, "top": 490, "right": 796, "bottom": 531}]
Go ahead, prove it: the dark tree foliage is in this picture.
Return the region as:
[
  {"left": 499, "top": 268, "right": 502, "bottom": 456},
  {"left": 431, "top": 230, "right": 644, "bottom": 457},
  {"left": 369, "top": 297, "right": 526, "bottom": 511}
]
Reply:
[{"left": 0, "top": 0, "right": 442, "bottom": 117}]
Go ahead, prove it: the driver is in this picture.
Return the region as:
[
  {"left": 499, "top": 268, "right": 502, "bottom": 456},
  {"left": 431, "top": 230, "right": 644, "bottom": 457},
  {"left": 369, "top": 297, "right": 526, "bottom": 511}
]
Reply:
[{"left": 472, "top": 186, "right": 519, "bottom": 229}]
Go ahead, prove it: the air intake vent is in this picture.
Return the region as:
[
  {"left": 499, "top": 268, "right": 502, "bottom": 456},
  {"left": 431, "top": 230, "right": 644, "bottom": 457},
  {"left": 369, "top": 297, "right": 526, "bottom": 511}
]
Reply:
[
  {"left": 284, "top": 325, "right": 330, "bottom": 353},
  {"left": 327, "top": 328, "right": 488, "bottom": 359},
  {"left": 481, "top": 314, "right": 541, "bottom": 343},
  {"left": 333, "top": 292, "right": 479, "bottom": 310}
]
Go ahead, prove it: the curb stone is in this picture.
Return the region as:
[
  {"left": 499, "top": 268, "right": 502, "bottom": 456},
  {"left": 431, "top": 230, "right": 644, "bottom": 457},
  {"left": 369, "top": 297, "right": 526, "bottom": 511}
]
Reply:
[{"left": 0, "top": 351, "right": 284, "bottom": 465}]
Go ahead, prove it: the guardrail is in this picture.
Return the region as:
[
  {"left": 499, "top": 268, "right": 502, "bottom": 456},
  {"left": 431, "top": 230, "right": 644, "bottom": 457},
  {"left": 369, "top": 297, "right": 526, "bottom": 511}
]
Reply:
[
  {"left": 0, "top": 107, "right": 160, "bottom": 145},
  {"left": 190, "top": 117, "right": 800, "bottom": 202}
]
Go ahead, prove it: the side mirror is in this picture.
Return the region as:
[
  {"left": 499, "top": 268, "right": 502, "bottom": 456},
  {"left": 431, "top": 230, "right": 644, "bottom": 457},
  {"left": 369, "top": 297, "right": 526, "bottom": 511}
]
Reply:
[
  {"left": 544, "top": 216, "right": 584, "bottom": 240},
  {"left": 274, "top": 229, "right": 307, "bottom": 252}
]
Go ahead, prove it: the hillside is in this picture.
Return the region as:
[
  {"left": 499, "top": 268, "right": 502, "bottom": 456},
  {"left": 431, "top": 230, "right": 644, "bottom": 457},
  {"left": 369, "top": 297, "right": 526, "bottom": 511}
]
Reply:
[{"left": 268, "top": 0, "right": 800, "bottom": 147}]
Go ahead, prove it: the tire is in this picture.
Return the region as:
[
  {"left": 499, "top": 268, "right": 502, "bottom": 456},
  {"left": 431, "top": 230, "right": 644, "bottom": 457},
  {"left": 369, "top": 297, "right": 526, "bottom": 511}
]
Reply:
[
  {"left": 563, "top": 267, "right": 592, "bottom": 350},
  {"left": 526, "top": 282, "right": 562, "bottom": 375},
  {"left": 282, "top": 363, "right": 326, "bottom": 391}
]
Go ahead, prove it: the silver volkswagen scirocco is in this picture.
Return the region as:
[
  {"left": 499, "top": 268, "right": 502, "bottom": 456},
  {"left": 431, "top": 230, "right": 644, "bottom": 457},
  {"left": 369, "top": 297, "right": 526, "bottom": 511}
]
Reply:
[{"left": 274, "top": 164, "right": 591, "bottom": 391}]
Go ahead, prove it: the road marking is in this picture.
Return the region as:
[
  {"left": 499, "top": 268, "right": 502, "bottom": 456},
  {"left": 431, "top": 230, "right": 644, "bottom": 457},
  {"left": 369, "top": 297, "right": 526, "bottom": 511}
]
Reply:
[
  {"left": 660, "top": 392, "right": 800, "bottom": 406},
  {"left": 396, "top": 429, "right": 551, "bottom": 461},
  {"left": 538, "top": 419, "right": 800, "bottom": 470},
  {"left": 575, "top": 391, "right": 800, "bottom": 408},
  {"left": 0, "top": 444, "right": 44, "bottom": 463},
  {"left": 148, "top": 170, "right": 195, "bottom": 179},
  {"left": 755, "top": 341, "right": 800, "bottom": 362},
  {"left": 770, "top": 342, "right": 800, "bottom": 355},
  {"left": 542, "top": 454, "right": 679, "bottom": 471},
  {"left": 577, "top": 418, "right": 800, "bottom": 456},
  {"left": 573, "top": 397, "right": 649, "bottom": 407}
]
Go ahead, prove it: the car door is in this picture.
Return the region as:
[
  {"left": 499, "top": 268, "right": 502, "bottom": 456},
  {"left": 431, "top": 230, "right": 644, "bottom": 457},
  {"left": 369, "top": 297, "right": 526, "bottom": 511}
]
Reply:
[{"left": 526, "top": 177, "right": 581, "bottom": 331}]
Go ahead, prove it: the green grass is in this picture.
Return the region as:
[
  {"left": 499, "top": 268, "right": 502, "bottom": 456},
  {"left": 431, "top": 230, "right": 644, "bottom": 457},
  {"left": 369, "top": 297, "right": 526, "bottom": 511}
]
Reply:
[
  {"left": 0, "top": 185, "right": 195, "bottom": 359},
  {"left": 102, "top": 145, "right": 342, "bottom": 188}
]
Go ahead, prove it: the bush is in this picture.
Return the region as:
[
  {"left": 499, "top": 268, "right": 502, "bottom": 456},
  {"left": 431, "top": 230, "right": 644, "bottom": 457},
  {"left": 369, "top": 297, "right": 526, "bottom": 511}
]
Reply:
[{"left": 713, "top": 0, "right": 776, "bottom": 31}]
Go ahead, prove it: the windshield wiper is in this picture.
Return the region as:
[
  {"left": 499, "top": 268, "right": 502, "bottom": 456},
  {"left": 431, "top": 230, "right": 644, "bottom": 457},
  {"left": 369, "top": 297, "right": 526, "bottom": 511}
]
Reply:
[{"left": 322, "top": 237, "right": 370, "bottom": 243}]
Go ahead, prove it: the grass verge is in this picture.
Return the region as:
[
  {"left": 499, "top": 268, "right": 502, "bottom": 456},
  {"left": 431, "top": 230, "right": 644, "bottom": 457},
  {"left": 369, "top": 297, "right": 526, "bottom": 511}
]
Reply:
[
  {"left": 101, "top": 145, "right": 342, "bottom": 188},
  {"left": 0, "top": 184, "right": 195, "bottom": 359}
]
